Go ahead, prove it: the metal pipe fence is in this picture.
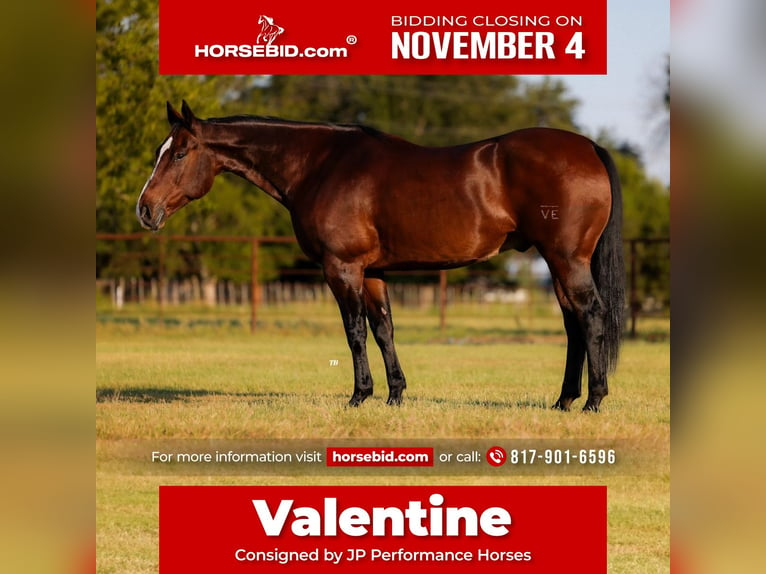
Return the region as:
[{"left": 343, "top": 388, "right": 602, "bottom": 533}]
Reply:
[{"left": 96, "top": 233, "right": 669, "bottom": 336}]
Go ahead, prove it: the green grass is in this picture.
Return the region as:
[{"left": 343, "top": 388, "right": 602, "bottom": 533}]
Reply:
[{"left": 96, "top": 302, "right": 669, "bottom": 573}]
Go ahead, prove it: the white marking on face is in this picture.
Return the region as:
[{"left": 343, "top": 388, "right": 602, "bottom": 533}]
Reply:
[{"left": 136, "top": 136, "right": 173, "bottom": 213}]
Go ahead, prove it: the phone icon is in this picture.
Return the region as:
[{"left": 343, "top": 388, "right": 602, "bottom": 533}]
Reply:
[{"left": 486, "top": 446, "right": 506, "bottom": 467}]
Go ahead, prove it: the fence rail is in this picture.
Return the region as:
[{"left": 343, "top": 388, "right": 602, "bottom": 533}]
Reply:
[{"left": 96, "top": 233, "right": 669, "bottom": 336}]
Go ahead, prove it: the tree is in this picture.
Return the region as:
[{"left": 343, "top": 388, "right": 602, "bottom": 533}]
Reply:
[
  {"left": 250, "top": 75, "right": 578, "bottom": 143},
  {"left": 97, "top": 0, "right": 290, "bottom": 280}
]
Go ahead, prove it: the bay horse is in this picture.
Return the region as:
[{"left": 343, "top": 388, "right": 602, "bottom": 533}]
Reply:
[{"left": 137, "top": 101, "right": 625, "bottom": 412}]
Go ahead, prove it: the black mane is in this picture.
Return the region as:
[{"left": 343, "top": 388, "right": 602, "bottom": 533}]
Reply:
[{"left": 205, "top": 114, "right": 385, "bottom": 137}]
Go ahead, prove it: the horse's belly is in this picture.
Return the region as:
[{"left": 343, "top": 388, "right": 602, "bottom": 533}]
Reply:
[{"left": 371, "top": 220, "right": 511, "bottom": 270}]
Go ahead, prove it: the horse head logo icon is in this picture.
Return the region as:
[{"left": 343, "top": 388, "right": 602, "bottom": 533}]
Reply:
[{"left": 257, "top": 15, "right": 285, "bottom": 46}]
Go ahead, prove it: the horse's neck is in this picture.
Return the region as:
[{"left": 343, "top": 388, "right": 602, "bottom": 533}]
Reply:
[{"left": 205, "top": 121, "right": 327, "bottom": 207}]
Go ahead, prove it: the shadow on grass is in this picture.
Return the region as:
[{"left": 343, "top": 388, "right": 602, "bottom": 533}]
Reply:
[
  {"left": 96, "top": 387, "right": 305, "bottom": 404},
  {"left": 398, "top": 326, "right": 565, "bottom": 345},
  {"left": 402, "top": 395, "right": 551, "bottom": 410},
  {"left": 97, "top": 387, "right": 550, "bottom": 410}
]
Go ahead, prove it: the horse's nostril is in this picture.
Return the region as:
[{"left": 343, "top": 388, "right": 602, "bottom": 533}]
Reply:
[{"left": 140, "top": 204, "right": 151, "bottom": 223}]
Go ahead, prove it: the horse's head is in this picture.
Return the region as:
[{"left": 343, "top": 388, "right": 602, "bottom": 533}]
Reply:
[{"left": 136, "top": 101, "right": 217, "bottom": 231}]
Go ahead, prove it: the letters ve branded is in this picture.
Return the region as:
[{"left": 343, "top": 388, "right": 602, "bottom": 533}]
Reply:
[{"left": 391, "top": 14, "right": 587, "bottom": 61}]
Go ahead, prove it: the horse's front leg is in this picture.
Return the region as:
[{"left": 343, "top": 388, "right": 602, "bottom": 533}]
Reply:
[
  {"left": 363, "top": 276, "right": 406, "bottom": 405},
  {"left": 324, "top": 261, "right": 374, "bottom": 406}
]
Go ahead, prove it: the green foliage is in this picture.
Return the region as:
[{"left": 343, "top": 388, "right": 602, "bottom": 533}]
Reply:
[
  {"left": 253, "top": 75, "right": 577, "bottom": 143},
  {"left": 96, "top": 0, "right": 283, "bottom": 278},
  {"left": 609, "top": 151, "right": 669, "bottom": 240}
]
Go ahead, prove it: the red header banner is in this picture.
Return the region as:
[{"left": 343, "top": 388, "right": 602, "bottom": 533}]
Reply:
[
  {"left": 159, "top": 485, "right": 606, "bottom": 573},
  {"left": 159, "top": 0, "right": 606, "bottom": 75}
]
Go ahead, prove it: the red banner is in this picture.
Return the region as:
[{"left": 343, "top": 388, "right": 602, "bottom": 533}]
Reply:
[
  {"left": 159, "top": 485, "right": 606, "bottom": 573},
  {"left": 159, "top": 0, "right": 606, "bottom": 75}
]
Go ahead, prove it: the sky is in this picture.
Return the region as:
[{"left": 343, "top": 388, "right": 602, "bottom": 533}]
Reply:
[{"left": 534, "top": 0, "right": 670, "bottom": 183}]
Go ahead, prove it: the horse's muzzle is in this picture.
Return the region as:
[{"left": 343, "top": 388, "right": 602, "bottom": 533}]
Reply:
[{"left": 137, "top": 203, "right": 165, "bottom": 231}]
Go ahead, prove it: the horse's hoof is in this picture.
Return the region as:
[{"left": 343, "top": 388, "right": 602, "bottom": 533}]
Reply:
[
  {"left": 386, "top": 395, "right": 403, "bottom": 406},
  {"left": 582, "top": 403, "right": 600, "bottom": 413},
  {"left": 552, "top": 399, "right": 573, "bottom": 411},
  {"left": 348, "top": 390, "right": 372, "bottom": 407}
]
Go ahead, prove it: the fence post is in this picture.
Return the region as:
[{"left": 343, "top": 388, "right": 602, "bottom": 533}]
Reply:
[
  {"left": 439, "top": 270, "right": 447, "bottom": 331},
  {"left": 250, "top": 238, "right": 259, "bottom": 334},
  {"left": 157, "top": 235, "right": 166, "bottom": 316},
  {"left": 629, "top": 239, "right": 638, "bottom": 339}
]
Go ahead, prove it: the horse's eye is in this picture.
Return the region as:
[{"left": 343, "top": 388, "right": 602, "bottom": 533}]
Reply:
[{"left": 174, "top": 151, "right": 186, "bottom": 161}]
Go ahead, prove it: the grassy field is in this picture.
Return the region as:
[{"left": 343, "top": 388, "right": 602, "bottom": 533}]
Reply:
[{"left": 96, "top": 302, "right": 669, "bottom": 573}]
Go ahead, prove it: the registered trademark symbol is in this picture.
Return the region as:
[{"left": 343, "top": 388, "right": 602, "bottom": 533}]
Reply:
[{"left": 346, "top": 35, "right": 357, "bottom": 45}]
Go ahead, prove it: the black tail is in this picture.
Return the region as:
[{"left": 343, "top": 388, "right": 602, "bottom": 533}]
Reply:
[{"left": 592, "top": 144, "right": 625, "bottom": 372}]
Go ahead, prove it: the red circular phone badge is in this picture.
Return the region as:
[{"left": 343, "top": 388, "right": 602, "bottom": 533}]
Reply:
[{"left": 486, "top": 446, "right": 507, "bottom": 467}]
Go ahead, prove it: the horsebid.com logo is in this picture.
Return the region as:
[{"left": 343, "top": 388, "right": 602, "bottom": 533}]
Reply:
[
  {"left": 256, "top": 15, "right": 284, "bottom": 46},
  {"left": 194, "top": 14, "right": 352, "bottom": 59}
]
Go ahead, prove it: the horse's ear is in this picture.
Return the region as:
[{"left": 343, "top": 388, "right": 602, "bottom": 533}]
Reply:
[
  {"left": 166, "top": 101, "right": 196, "bottom": 131},
  {"left": 181, "top": 100, "right": 196, "bottom": 127},
  {"left": 167, "top": 101, "right": 185, "bottom": 127}
]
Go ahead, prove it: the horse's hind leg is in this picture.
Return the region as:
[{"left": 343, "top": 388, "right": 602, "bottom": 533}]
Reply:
[
  {"left": 546, "top": 256, "right": 608, "bottom": 412},
  {"left": 323, "top": 260, "right": 374, "bottom": 406},
  {"left": 363, "top": 275, "right": 407, "bottom": 405},
  {"left": 552, "top": 279, "right": 587, "bottom": 411}
]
